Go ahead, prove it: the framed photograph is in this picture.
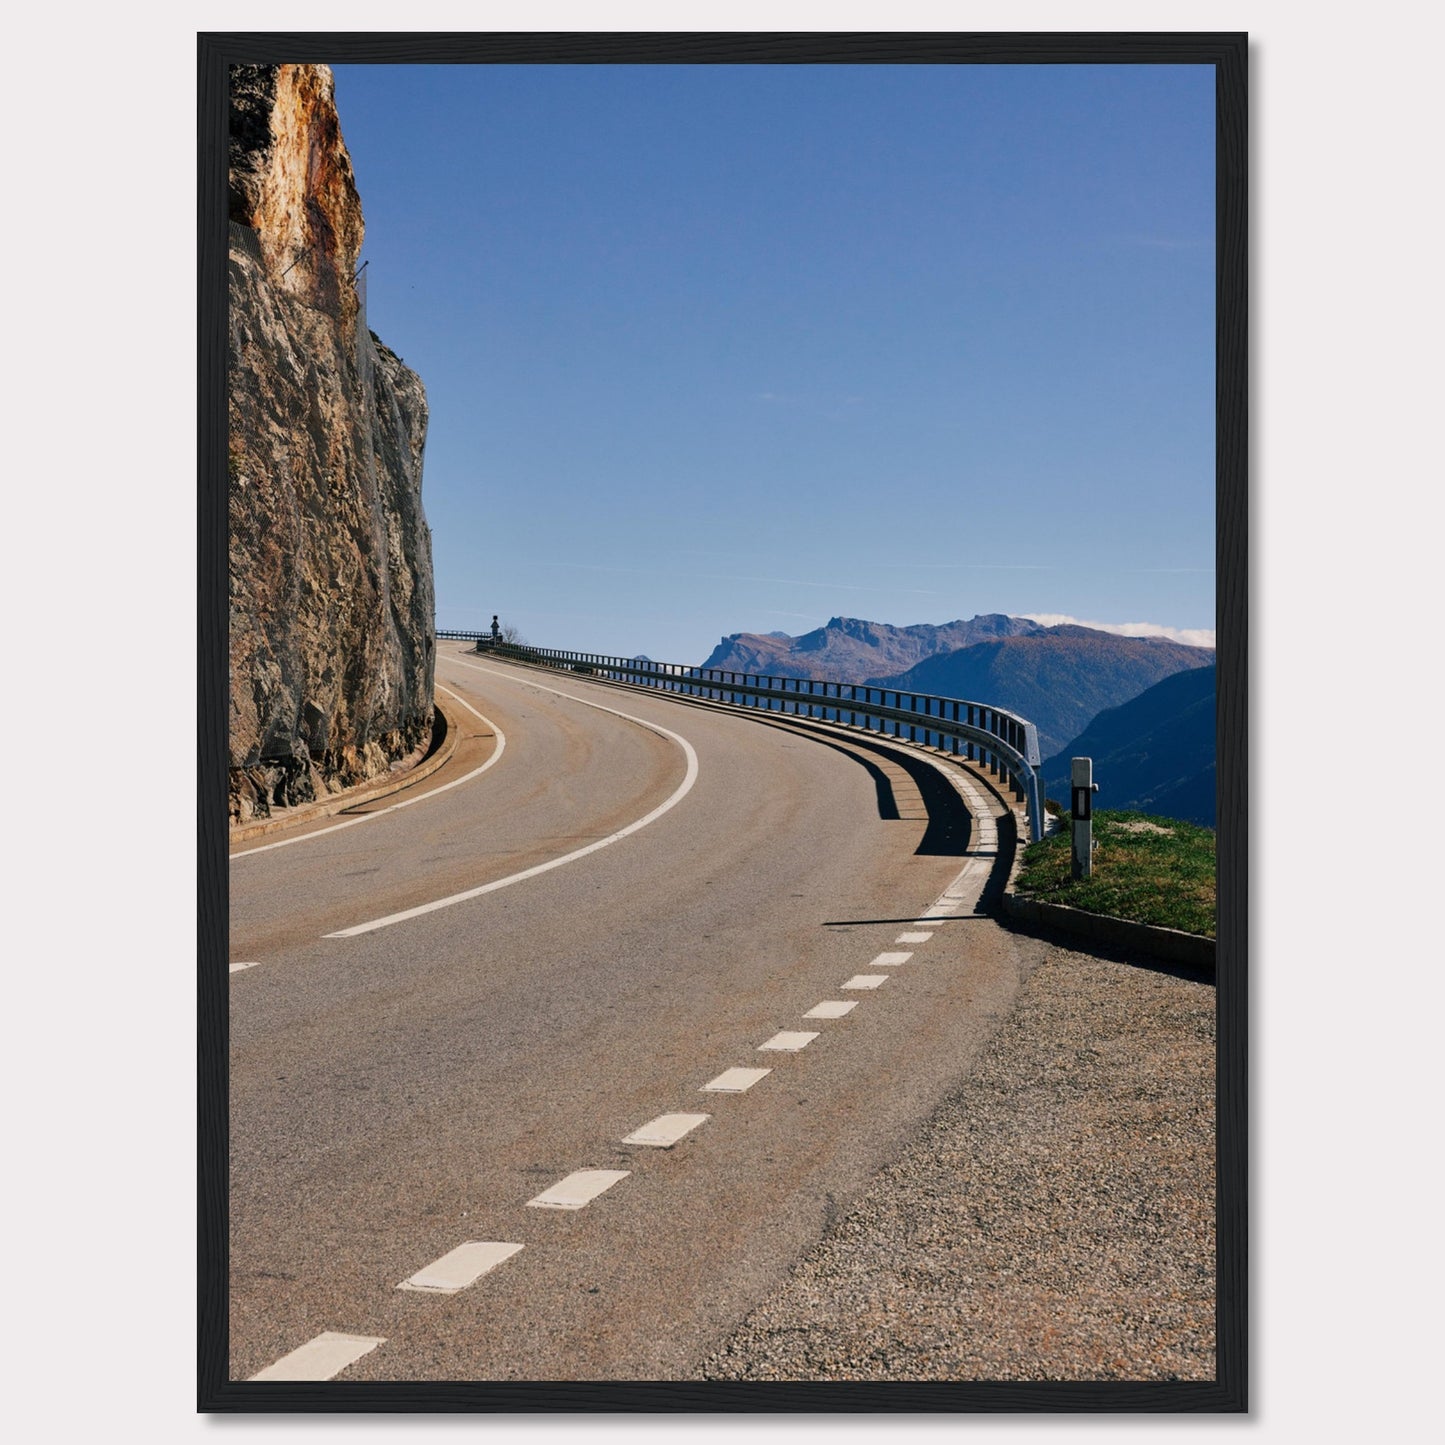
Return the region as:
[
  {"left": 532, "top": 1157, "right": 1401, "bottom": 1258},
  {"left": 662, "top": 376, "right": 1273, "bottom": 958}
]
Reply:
[{"left": 200, "top": 31, "right": 1245, "bottom": 1412}]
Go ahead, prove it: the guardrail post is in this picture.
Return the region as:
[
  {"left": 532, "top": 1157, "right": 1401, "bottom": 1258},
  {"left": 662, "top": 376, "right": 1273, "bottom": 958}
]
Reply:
[
  {"left": 1071, "top": 756, "right": 1098, "bottom": 878},
  {"left": 1024, "top": 767, "right": 1044, "bottom": 844}
]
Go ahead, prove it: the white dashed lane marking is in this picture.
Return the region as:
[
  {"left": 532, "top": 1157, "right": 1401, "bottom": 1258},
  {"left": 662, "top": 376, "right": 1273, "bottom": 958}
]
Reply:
[
  {"left": 758, "top": 1031, "right": 819, "bottom": 1052},
  {"left": 249, "top": 1332, "right": 385, "bottom": 1382},
  {"left": 701, "top": 1067, "right": 771, "bottom": 1093},
  {"left": 397, "top": 1241, "right": 523, "bottom": 1294},
  {"left": 527, "top": 1170, "right": 630, "bottom": 1210},
  {"left": 240, "top": 725, "right": 1013, "bottom": 1374},
  {"left": 804, "top": 1000, "right": 857, "bottom": 1019},
  {"left": 622, "top": 1113, "right": 710, "bottom": 1147}
]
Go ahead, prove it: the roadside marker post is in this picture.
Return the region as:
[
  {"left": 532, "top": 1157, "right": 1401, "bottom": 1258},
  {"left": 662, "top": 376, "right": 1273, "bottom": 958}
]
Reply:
[{"left": 1071, "top": 757, "right": 1099, "bottom": 880}]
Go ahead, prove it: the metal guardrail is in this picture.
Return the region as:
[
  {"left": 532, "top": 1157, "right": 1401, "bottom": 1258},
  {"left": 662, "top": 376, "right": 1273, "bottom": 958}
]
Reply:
[{"left": 476, "top": 641, "right": 1046, "bottom": 842}]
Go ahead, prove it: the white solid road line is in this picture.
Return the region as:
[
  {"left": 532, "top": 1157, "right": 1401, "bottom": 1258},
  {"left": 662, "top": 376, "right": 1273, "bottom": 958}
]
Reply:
[
  {"left": 527, "top": 1169, "right": 631, "bottom": 1211},
  {"left": 397, "top": 1241, "right": 524, "bottom": 1294},
  {"left": 842, "top": 975, "right": 889, "bottom": 990},
  {"left": 871, "top": 951, "right": 914, "bottom": 967},
  {"left": 758, "top": 1031, "right": 819, "bottom": 1052},
  {"left": 803, "top": 1000, "right": 857, "bottom": 1020},
  {"left": 229, "top": 961, "right": 260, "bottom": 974},
  {"left": 701, "top": 1067, "right": 772, "bottom": 1093},
  {"left": 231, "top": 685, "right": 506, "bottom": 859},
  {"left": 249, "top": 1331, "right": 386, "bottom": 1382},
  {"left": 324, "top": 666, "right": 700, "bottom": 938},
  {"left": 621, "top": 1113, "right": 710, "bottom": 1147}
]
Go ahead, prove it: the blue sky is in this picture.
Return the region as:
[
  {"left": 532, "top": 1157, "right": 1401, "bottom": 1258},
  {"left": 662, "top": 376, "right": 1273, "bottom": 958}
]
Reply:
[{"left": 332, "top": 63, "right": 1215, "bottom": 663}]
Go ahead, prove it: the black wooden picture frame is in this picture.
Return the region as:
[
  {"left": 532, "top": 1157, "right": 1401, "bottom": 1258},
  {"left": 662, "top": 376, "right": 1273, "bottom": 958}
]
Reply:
[{"left": 199, "top": 30, "right": 1246, "bottom": 1412}]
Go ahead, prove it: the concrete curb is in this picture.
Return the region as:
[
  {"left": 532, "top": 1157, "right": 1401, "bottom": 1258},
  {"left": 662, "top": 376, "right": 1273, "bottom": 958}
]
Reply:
[
  {"left": 228, "top": 698, "right": 460, "bottom": 845},
  {"left": 999, "top": 891, "right": 1216, "bottom": 973}
]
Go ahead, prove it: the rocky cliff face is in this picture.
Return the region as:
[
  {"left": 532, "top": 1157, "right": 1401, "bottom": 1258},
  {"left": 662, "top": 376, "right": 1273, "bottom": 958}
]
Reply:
[{"left": 228, "top": 64, "right": 434, "bottom": 823}]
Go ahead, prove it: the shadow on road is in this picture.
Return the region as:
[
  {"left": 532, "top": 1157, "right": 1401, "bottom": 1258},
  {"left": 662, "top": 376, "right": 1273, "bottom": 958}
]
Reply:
[{"left": 788, "top": 727, "right": 980, "bottom": 858}]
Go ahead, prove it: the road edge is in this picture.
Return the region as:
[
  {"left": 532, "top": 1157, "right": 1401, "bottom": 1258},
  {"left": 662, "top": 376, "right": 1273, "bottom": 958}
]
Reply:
[{"left": 228, "top": 697, "right": 460, "bottom": 845}]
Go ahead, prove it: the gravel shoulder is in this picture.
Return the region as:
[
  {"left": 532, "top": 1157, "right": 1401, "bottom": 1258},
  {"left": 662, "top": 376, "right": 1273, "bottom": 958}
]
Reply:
[{"left": 699, "top": 936, "right": 1216, "bottom": 1382}]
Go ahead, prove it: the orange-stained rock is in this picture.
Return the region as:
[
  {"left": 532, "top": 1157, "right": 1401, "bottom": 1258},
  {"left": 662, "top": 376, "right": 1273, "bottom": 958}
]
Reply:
[{"left": 228, "top": 64, "right": 434, "bottom": 823}]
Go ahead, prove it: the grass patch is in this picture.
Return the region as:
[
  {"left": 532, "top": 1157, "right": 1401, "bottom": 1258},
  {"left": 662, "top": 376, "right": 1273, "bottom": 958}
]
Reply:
[{"left": 1014, "top": 809, "right": 1216, "bottom": 938}]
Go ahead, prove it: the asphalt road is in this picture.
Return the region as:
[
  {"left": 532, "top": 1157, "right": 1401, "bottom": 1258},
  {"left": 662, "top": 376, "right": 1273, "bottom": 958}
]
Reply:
[{"left": 229, "top": 645, "right": 1033, "bottom": 1382}]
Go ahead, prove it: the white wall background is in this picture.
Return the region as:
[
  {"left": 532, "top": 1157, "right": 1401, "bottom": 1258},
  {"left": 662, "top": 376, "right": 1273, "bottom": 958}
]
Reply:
[{"left": 5, "top": 3, "right": 1437, "bottom": 1440}]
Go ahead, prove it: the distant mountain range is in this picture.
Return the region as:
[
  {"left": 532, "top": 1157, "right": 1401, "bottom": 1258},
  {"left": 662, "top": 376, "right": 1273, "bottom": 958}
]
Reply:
[
  {"left": 697, "top": 613, "right": 1216, "bottom": 788},
  {"left": 1042, "top": 664, "right": 1216, "bottom": 826},
  {"left": 699, "top": 614, "right": 1043, "bottom": 682},
  {"left": 873, "top": 624, "right": 1215, "bottom": 759}
]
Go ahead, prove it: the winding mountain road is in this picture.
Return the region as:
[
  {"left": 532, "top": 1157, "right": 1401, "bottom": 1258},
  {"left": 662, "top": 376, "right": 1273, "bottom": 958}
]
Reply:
[{"left": 229, "top": 645, "right": 1033, "bottom": 1382}]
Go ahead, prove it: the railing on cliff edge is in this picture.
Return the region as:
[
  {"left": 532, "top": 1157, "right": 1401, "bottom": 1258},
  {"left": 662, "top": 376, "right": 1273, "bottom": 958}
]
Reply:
[{"left": 439, "top": 631, "right": 1046, "bottom": 843}]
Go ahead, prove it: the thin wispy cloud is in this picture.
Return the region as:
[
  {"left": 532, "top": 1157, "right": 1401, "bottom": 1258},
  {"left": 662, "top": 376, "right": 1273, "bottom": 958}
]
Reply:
[
  {"left": 909, "top": 562, "right": 1212, "bottom": 575},
  {"left": 752, "top": 390, "right": 866, "bottom": 420},
  {"left": 666, "top": 548, "right": 1055, "bottom": 572},
  {"left": 904, "top": 562, "right": 1056, "bottom": 572},
  {"left": 1021, "top": 614, "right": 1216, "bottom": 648},
  {"left": 536, "top": 559, "right": 949, "bottom": 597},
  {"left": 723, "top": 573, "right": 945, "bottom": 596},
  {"left": 1116, "top": 233, "right": 1214, "bottom": 251}
]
